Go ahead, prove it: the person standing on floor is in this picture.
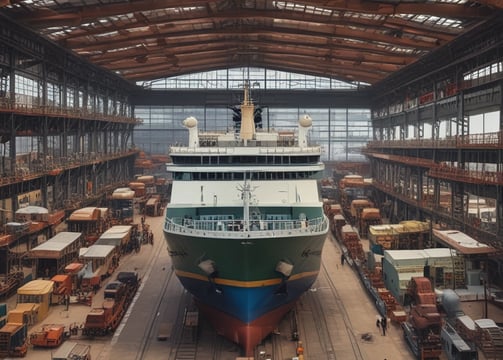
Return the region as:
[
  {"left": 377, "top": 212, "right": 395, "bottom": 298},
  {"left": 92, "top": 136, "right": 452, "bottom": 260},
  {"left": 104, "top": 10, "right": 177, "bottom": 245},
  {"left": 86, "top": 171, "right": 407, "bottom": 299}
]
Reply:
[
  {"left": 341, "top": 253, "right": 345, "bottom": 265},
  {"left": 376, "top": 318, "right": 381, "bottom": 334},
  {"left": 381, "top": 316, "right": 387, "bottom": 336},
  {"left": 296, "top": 340, "right": 304, "bottom": 356}
]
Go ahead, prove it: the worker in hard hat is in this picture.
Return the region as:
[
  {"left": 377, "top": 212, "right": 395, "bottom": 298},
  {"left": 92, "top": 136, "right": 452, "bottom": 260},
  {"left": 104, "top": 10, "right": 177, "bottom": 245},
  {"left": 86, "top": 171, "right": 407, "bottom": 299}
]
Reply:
[{"left": 296, "top": 340, "right": 304, "bottom": 356}]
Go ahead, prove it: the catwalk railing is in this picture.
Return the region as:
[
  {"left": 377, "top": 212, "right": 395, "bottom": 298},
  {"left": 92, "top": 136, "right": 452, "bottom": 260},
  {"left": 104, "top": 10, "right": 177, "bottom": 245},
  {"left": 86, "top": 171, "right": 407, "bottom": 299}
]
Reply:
[
  {"left": 0, "top": 97, "right": 141, "bottom": 125},
  {"left": 372, "top": 180, "right": 502, "bottom": 252},
  {"left": 367, "top": 131, "right": 503, "bottom": 149},
  {"left": 364, "top": 152, "right": 503, "bottom": 186},
  {"left": 427, "top": 166, "right": 503, "bottom": 186},
  {"left": 0, "top": 149, "right": 139, "bottom": 187}
]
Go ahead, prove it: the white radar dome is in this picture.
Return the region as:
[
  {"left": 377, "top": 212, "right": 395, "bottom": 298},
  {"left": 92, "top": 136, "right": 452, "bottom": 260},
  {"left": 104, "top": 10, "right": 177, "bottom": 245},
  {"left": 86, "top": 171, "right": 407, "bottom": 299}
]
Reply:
[
  {"left": 183, "top": 116, "right": 198, "bottom": 128},
  {"left": 299, "top": 115, "right": 312, "bottom": 128}
]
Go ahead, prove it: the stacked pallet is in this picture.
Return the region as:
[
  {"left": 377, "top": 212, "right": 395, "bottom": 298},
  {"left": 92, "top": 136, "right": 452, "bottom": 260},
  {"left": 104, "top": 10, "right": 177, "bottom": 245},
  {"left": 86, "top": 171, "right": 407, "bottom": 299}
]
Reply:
[
  {"left": 324, "top": 203, "right": 341, "bottom": 217},
  {"left": 341, "top": 225, "right": 364, "bottom": 262},
  {"left": 367, "top": 267, "right": 385, "bottom": 289},
  {"left": 377, "top": 288, "right": 402, "bottom": 317},
  {"left": 333, "top": 214, "right": 346, "bottom": 239},
  {"left": 390, "top": 308, "right": 407, "bottom": 324},
  {"left": 474, "top": 319, "right": 503, "bottom": 359},
  {"left": 350, "top": 199, "right": 373, "bottom": 225},
  {"left": 376, "top": 287, "right": 407, "bottom": 324},
  {"left": 368, "top": 220, "right": 430, "bottom": 250},
  {"left": 455, "top": 315, "right": 477, "bottom": 342},
  {"left": 452, "top": 256, "right": 466, "bottom": 288},
  {"left": 359, "top": 208, "right": 382, "bottom": 238},
  {"left": 368, "top": 224, "right": 398, "bottom": 249},
  {"left": 397, "top": 220, "right": 430, "bottom": 249},
  {"left": 326, "top": 203, "right": 342, "bottom": 234}
]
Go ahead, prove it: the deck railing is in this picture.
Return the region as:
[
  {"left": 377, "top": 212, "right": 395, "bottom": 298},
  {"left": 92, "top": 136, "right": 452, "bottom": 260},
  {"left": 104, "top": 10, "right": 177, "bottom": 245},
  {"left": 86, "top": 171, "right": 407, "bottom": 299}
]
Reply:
[
  {"left": 164, "top": 216, "right": 328, "bottom": 238},
  {"left": 169, "top": 145, "right": 322, "bottom": 153}
]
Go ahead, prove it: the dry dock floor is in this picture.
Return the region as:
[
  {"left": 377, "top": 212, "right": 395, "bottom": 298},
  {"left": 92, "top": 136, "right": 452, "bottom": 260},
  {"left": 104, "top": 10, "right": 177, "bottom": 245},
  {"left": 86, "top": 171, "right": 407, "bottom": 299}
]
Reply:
[{"left": 3, "top": 212, "right": 503, "bottom": 360}]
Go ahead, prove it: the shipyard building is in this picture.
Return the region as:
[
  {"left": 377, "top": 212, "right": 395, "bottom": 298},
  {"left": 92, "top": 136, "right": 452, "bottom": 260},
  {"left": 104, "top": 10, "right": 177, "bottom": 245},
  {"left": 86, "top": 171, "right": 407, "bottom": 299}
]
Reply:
[{"left": 1, "top": 2, "right": 503, "bottom": 359}]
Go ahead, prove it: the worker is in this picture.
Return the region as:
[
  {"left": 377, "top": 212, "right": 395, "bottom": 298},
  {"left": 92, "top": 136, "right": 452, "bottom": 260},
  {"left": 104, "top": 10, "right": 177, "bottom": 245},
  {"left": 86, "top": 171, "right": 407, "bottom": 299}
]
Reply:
[
  {"left": 381, "top": 316, "right": 387, "bottom": 336},
  {"left": 296, "top": 340, "right": 304, "bottom": 356}
]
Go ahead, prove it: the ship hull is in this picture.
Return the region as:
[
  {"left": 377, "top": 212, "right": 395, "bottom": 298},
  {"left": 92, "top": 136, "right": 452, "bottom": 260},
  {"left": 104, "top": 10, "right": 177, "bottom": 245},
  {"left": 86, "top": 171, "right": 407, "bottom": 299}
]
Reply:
[
  {"left": 163, "top": 229, "right": 326, "bottom": 355},
  {"left": 196, "top": 297, "right": 296, "bottom": 356}
]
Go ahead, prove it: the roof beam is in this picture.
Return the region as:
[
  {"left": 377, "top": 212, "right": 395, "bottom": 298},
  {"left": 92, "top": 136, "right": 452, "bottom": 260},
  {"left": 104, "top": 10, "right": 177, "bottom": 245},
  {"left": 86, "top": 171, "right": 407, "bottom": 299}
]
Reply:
[
  {"left": 4, "top": 0, "right": 500, "bottom": 84},
  {"left": 91, "top": 39, "right": 414, "bottom": 70},
  {"left": 476, "top": 0, "right": 503, "bottom": 9},
  {"left": 64, "top": 25, "right": 441, "bottom": 54},
  {"left": 47, "top": 8, "right": 460, "bottom": 42},
  {"left": 85, "top": 33, "right": 417, "bottom": 64},
  {"left": 314, "top": 0, "right": 493, "bottom": 17},
  {"left": 14, "top": 0, "right": 493, "bottom": 29},
  {"left": 9, "top": 0, "right": 211, "bottom": 26},
  {"left": 103, "top": 44, "right": 388, "bottom": 84}
]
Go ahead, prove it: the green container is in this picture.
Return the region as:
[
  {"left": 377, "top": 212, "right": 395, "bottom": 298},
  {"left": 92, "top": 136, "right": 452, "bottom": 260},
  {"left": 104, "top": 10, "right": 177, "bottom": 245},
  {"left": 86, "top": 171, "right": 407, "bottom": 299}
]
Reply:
[{"left": 0, "top": 303, "right": 6, "bottom": 317}]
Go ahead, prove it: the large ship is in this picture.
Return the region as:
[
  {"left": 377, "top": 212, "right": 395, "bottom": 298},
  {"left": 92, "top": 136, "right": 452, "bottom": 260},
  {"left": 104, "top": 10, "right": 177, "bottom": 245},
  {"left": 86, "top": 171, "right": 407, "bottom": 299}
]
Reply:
[{"left": 163, "top": 83, "right": 329, "bottom": 356}]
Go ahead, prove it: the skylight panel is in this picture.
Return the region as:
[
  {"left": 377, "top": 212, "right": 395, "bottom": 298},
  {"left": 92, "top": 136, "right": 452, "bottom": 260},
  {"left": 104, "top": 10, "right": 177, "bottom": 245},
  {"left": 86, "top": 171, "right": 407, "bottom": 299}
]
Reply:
[
  {"left": 95, "top": 30, "right": 119, "bottom": 38},
  {"left": 372, "top": 41, "right": 417, "bottom": 55},
  {"left": 304, "top": 5, "right": 332, "bottom": 16},
  {"left": 104, "top": 44, "right": 142, "bottom": 53},
  {"left": 165, "top": 6, "right": 205, "bottom": 15},
  {"left": 396, "top": 14, "right": 463, "bottom": 30},
  {"left": 272, "top": 18, "right": 324, "bottom": 28},
  {"left": 388, "top": 46, "right": 417, "bottom": 55},
  {"left": 43, "top": 27, "right": 77, "bottom": 37},
  {"left": 273, "top": 1, "right": 332, "bottom": 16},
  {"left": 344, "top": 11, "right": 385, "bottom": 22},
  {"left": 438, "top": 0, "right": 468, "bottom": 3}
]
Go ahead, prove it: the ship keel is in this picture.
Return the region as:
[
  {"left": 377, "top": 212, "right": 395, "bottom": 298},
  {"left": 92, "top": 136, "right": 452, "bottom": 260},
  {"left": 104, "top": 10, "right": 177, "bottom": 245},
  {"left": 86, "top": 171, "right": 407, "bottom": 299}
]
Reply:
[{"left": 196, "top": 298, "right": 297, "bottom": 356}]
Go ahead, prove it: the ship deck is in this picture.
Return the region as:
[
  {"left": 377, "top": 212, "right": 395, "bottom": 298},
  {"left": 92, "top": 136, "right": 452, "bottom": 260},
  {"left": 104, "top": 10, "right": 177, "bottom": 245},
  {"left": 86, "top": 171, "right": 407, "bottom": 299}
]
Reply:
[{"left": 164, "top": 215, "right": 327, "bottom": 238}]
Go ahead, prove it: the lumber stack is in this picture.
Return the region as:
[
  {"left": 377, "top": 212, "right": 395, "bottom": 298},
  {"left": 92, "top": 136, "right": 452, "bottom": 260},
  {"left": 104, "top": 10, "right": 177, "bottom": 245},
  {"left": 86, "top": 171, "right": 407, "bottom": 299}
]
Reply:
[{"left": 474, "top": 319, "right": 503, "bottom": 359}]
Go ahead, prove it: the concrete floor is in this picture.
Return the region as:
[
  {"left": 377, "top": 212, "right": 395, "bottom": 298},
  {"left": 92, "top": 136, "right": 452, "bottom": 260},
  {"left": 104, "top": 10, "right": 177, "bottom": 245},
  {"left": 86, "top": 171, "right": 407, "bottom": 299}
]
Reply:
[{"left": 3, "top": 211, "right": 503, "bottom": 360}]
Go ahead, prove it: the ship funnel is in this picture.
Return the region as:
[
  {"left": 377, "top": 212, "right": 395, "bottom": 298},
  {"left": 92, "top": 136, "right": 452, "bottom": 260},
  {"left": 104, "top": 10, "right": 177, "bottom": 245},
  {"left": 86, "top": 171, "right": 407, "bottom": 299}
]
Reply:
[
  {"left": 183, "top": 116, "right": 199, "bottom": 148},
  {"left": 239, "top": 82, "right": 255, "bottom": 141},
  {"left": 298, "top": 115, "right": 312, "bottom": 148}
]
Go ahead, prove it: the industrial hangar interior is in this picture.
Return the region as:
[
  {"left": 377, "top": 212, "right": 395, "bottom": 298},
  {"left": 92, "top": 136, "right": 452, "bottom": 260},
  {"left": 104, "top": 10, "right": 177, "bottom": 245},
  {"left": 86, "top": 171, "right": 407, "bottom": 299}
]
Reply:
[{"left": 1, "top": 0, "right": 503, "bottom": 294}]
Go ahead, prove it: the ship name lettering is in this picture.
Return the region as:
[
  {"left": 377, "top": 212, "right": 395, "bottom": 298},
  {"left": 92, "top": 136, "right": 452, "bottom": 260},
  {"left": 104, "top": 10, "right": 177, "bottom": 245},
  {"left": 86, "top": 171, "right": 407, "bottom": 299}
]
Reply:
[
  {"left": 169, "top": 250, "right": 188, "bottom": 257},
  {"left": 301, "top": 249, "right": 321, "bottom": 257}
]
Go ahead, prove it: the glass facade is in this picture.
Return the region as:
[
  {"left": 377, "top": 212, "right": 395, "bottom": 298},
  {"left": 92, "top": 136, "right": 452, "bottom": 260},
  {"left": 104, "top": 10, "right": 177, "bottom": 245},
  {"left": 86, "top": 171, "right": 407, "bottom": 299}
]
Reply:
[
  {"left": 134, "top": 68, "right": 371, "bottom": 161},
  {"left": 140, "top": 68, "right": 364, "bottom": 90}
]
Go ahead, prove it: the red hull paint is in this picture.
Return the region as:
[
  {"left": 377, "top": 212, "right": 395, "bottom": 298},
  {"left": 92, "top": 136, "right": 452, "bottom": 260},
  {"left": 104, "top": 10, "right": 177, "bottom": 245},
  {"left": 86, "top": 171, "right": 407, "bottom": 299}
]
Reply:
[{"left": 196, "top": 299, "right": 296, "bottom": 356}]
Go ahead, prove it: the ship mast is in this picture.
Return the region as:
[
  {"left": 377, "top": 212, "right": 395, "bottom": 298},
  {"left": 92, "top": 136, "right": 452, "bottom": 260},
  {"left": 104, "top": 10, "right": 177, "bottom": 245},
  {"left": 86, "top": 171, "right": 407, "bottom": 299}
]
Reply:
[
  {"left": 239, "top": 81, "right": 255, "bottom": 141},
  {"left": 241, "top": 180, "right": 251, "bottom": 231},
  {"left": 238, "top": 179, "right": 257, "bottom": 232}
]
